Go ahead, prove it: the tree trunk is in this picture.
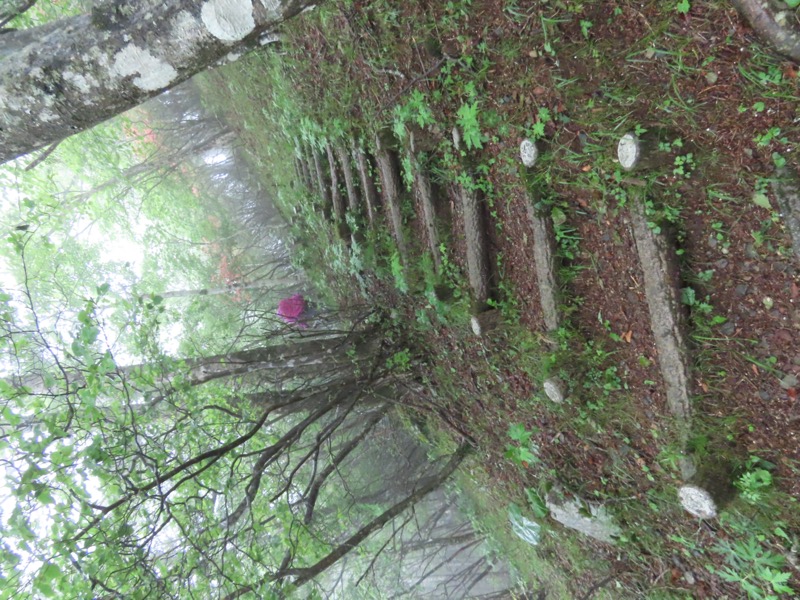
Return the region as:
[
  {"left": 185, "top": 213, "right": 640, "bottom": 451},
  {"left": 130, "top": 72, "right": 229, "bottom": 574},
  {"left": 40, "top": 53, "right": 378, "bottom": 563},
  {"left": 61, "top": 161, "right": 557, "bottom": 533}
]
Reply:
[
  {"left": 0, "top": 0, "right": 36, "bottom": 27},
  {"left": 0, "top": 0, "right": 317, "bottom": 164},
  {"left": 9, "top": 332, "right": 378, "bottom": 397}
]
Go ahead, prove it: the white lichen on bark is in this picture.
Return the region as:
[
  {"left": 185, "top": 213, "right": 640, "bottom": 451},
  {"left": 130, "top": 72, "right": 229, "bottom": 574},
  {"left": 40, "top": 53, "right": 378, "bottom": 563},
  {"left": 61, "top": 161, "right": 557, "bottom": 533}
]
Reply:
[
  {"left": 201, "top": 0, "right": 256, "bottom": 42},
  {"left": 111, "top": 45, "right": 178, "bottom": 91}
]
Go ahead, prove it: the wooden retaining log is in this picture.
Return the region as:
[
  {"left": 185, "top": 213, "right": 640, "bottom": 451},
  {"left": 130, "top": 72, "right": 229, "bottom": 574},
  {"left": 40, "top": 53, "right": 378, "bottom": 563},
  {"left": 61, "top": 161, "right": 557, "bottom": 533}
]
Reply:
[
  {"left": 334, "top": 141, "right": 360, "bottom": 215},
  {"left": 519, "top": 139, "right": 561, "bottom": 333},
  {"left": 374, "top": 133, "right": 409, "bottom": 264},
  {"left": 326, "top": 143, "right": 346, "bottom": 226},
  {"left": 311, "top": 146, "right": 331, "bottom": 218},
  {"left": 354, "top": 143, "right": 379, "bottom": 228},
  {"left": 458, "top": 180, "right": 491, "bottom": 312},
  {"left": 410, "top": 152, "right": 442, "bottom": 275},
  {"left": 295, "top": 138, "right": 314, "bottom": 192}
]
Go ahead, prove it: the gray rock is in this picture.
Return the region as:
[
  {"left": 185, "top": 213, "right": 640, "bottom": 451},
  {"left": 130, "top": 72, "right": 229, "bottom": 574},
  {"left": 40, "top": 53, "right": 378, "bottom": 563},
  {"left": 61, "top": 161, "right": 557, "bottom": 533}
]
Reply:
[
  {"left": 545, "top": 489, "right": 621, "bottom": 544},
  {"left": 780, "top": 373, "right": 798, "bottom": 390},
  {"left": 519, "top": 139, "right": 539, "bottom": 168},
  {"left": 678, "top": 485, "right": 717, "bottom": 519},
  {"left": 543, "top": 377, "right": 565, "bottom": 403}
]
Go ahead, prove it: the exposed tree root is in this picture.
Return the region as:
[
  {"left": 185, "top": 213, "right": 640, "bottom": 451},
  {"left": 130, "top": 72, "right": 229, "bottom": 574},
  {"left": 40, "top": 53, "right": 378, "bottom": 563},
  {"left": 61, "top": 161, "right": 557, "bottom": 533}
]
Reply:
[{"left": 731, "top": 0, "right": 800, "bottom": 62}]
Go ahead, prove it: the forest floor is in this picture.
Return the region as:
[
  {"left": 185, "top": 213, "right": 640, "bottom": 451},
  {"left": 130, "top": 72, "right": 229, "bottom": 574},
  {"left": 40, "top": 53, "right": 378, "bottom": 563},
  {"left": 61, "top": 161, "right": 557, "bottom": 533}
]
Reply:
[{"left": 202, "top": 1, "right": 800, "bottom": 598}]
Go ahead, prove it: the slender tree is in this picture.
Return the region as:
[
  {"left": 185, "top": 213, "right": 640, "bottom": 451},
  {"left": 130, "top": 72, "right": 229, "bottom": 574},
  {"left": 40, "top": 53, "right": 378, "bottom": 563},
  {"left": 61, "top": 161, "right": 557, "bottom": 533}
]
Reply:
[{"left": 0, "top": 0, "right": 319, "bottom": 163}]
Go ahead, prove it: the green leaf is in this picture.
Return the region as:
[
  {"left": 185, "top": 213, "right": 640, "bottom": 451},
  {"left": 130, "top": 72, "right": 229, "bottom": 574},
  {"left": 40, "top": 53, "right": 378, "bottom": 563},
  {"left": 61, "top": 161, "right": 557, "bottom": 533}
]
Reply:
[
  {"left": 508, "top": 423, "right": 531, "bottom": 443},
  {"left": 752, "top": 192, "right": 772, "bottom": 210},
  {"left": 524, "top": 488, "right": 550, "bottom": 518},
  {"left": 34, "top": 563, "right": 62, "bottom": 598},
  {"left": 81, "top": 325, "right": 100, "bottom": 344}
]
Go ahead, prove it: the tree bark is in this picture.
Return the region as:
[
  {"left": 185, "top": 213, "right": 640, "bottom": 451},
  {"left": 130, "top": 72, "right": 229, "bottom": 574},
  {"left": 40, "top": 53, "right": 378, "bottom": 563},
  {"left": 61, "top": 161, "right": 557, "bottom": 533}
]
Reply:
[
  {"left": 0, "top": 0, "right": 36, "bottom": 28},
  {"left": 0, "top": 0, "right": 317, "bottom": 164},
  {"left": 731, "top": 0, "right": 800, "bottom": 63}
]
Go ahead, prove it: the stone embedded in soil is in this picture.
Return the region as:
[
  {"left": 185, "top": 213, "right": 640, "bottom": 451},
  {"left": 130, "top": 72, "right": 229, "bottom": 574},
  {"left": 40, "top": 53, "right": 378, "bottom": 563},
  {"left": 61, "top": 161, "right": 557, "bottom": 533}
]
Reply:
[
  {"left": 452, "top": 126, "right": 461, "bottom": 150},
  {"left": 771, "top": 167, "right": 800, "bottom": 262},
  {"left": 471, "top": 309, "right": 501, "bottom": 337},
  {"left": 543, "top": 377, "right": 565, "bottom": 403},
  {"left": 524, "top": 198, "right": 561, "bottom": 333},
  {"left": 545, "top": 489, "right": 621, "bottom": 544},
  {"left": 519, "top": 138, "right": 539, "bottom": 168},
  {"left": 678, "top": 485, "right": 717, "bottom": 519},
  {"left": 617, "top": 130, "right": 675, "bottom": 172},
  {"left": 617, "top": 133, "right": 641, "bottom": 171},
  {"left": 629, "top": 196, "right": 692, "bottom": 428},
  {"left": 780, "top": 373, "right": 798, "bottom": 390}
]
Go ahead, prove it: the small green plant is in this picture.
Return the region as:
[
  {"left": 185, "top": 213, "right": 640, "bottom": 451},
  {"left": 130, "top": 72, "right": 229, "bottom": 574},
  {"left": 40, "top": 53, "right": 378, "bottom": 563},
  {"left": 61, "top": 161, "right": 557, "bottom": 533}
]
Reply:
[
  {"left": 673, "top": 152, "right": 695, "bottom": 178},
  {"left": 524, "top": 487, "right": 549, "bottom": 518},
  {"left": 456, "top": 101, "right": 484, "bottom": 150},
  {"left": 531, "top": 106, "right": 551, "bottom": 139},
  {"left": 735, "top": 456, "right": 774, "bottom": 504},
  {"left": 505, "top": 423, "right": 540, "bottom": 468},
  {"left": 391, "top": 251, "right": 408, "bottom": 293},
  {"left": 753, "top": 127, "right": 787, "bottom": 147},
  {"left": 386, "top": 348, "right": 412, "bottom": 372},
  {"left": 710, "top": 531, "right": 795, "bottom": 599},
  {"left": 675, "top": 0, "right": 691, "bottom": 14}
]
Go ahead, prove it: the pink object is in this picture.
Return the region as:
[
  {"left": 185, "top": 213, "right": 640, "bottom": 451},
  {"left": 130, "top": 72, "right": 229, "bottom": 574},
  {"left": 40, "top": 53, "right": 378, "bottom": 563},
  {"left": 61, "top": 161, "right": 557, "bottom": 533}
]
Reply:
[{"left": 277, "top": 294, "right": 308, "bottom": 327}]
